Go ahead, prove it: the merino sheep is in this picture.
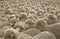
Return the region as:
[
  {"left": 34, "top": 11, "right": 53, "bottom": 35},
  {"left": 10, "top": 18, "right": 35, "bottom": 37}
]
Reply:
[
  {"left": 19, "top": 13, "right": 27, "bottom": 21},
  {"left": 3, "top": 28, "right": 19, "bottom": 39},
  {"left": 14, "top": 21, "right": 27, "bottom": 32},
  {"left": 0, "top": 26, "right": 12, "bottom": 37},
  {"left": 45, "top": 14, "right": 57, "bottom": 25},
  {"left": 22, "top": 28, "right": 41, "bottom": 37},
  {"left": 34, "top": 19, "right": 48, "bottom": 31},
  {"left": 17, "top": 34, "right": 32, "bottom": 39},
  {"left": 47, "top": 23, "right": 60, "bottom": 39},
  {"left": 25, "top": 19, "right": 35, "bottom": 29},
  {"left": 32, "top": 31, "right": 56, "bottom": 39}
]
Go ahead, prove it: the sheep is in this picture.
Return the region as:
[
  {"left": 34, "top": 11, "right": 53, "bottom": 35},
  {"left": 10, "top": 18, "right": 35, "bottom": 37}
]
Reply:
[
  {"left": 8, "top": 15, "right": 19, "bottom": 27},
  {"left": 47, "top": 23, "right": 60, "bottom": 39},
  {"left": 45, "top": 14, "right": 57, "bottom": 25},
  {"left": 0, "top": 21, "right": 12, "bottom": 29},
  {"left": 0, "top": 17, "right": 8, "bottom": 22},
  {"left": 14, "top": 21, "right": 27, "bottom": 32},
  {"left": 32, "top": 31, "right": 56, "bottom": 39},
  {"left": 3, "top": 28, "right": 19, "bottom": 39},
  {"left": 25, "top": 19, "right": 35, "bottom": 29},
  {"left": 22, "top": 28, "right": 41, "bottom": 37},
  {"left": 27, "top": 13, "right": 37, "bottom": 21},
  {"left": 19, "top": 13, "right": 27, "bottom": 21},
  {"left": 5, "top": 9, "right": 12, "bottom": 15},
  {"left": 8, "top": 14, "right": 19, "bottom": 23},
  {"left": 17, "top": 34, "right": 32, "bottom": 39},
  {"left": 34, "top": 19, "right": 48, "bottom": 31},
  {"left": 0, "top": 26, "right": 12, "bottom": 37}
]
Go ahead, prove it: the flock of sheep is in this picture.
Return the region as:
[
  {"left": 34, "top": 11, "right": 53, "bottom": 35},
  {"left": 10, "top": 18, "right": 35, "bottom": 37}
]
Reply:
[{"left": 0, "top": 0, "right": 60, "bottom": 39}]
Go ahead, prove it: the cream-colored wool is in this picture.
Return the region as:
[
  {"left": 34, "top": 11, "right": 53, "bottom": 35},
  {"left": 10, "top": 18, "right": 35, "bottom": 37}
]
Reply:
[
  {"left": 34, "top": 19, "right": 48, "bottom": 31},
  {"left": 22, "top": 28, "right": 41, "bottom": 37},
  {"left": 17, "top": 34, "right": 32, "bottom": 39},
  {"left": 32, "top": 31, "right": 56, "bottom": 39}
]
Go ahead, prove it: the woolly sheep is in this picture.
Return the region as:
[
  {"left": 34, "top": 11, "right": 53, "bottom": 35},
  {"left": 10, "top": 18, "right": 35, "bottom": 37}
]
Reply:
[
  {"left": 45, "top": 14, "right": 57, "bottom": 25},
  {"left": 19, "top": 13, "right": 27, "bottom": 21},
  {"left": 3, "top": 28, "right": 19, "bottom": 39},
  {"left": 14, "top": 21, "right": 27, "bottom": 32},
  {"left": 32, "top": 31, "right": 56, "bottom": 39},
  {"left": 17, "top": 34, "right": 32, "bottom": 39},
  {"left": 25, "top": 19, "right": 35, "bottom": 29},
  {"left": 34, "top": 19, "right": 48, "bottom": 31},
  {"left": 5, "top": 9, "right": 12, "bottom": 15},
  {"left": 47, "top": 23, "right": 60, "bottom": 39},
  {"left": 0, "top": 26, "right": 12, "bottom": 37},
  {"left": 22, "top": 28, "right": 41, "bottom": 37}
]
